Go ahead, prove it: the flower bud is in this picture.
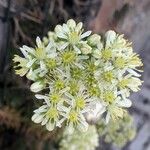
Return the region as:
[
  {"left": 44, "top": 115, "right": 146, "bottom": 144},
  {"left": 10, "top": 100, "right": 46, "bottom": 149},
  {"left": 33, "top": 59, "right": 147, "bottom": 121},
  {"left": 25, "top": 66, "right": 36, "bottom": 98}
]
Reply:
[
  {"left": 81, "top": 44, "right": 92, "bottom": 54},
  {"left": 105, "top": 30, "right": 116, "bottom": 47},
  {"left": 88, "top": 34, "right": 101, "bottom": 46},
  {"left": 30, "top": 81, "right": 45, "bottom": 93}
]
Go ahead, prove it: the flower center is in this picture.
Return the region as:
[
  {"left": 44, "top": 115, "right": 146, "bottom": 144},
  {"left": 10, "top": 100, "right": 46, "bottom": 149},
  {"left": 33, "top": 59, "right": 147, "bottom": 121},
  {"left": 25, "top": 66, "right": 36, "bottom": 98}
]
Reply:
[
  {"left": 71, "top": 68, "right": 83, "bottom": 79},
  {"left": 46, "top": 59, "right": 57, "bottom": 69},
  {"left": 102, "top": 71, "right": 114, "bottom": 82},
  {"left": 69, "top": 110, "right": 78, "bottom": 123},
  {"left": 101, "top": 49, "right": 112, "bottom": 61},
  {"left": 69, "top": 80, "right": 79, "bottom": 95},
  {"left": 86, "top": 76, "right": 96, "bottom": 85},
  {"left": 86, "top": 62, "right": 96, "bottom": 73},
  {"left": 69, "top": 32, "right": 79, "bottom": 45},
  {"left": 118, "top": 79, "right": 130, "bottom": 89},
  {"left": 103, "top": 91, "right": 115, "bottom": 103},
  {"left": 62, "top": 51, "right": 76, "bottom": 65},
  {"left": 54, "top": 79, "right": 65, "bottom": 91},
  {"left": 76, "top": 97, "right": 85, "bottom": 109},
  {"left": 89, "top": 87, "right": 100, "bottom": 97},
  {"left": 46, "top": 107, "right": 59, "bottom": 119},
  {"left": 50, "top": 93, "right": 61, "bottom": 104},
  {"left": 114, "top": 57, "right": 126, "bottom": 68}
]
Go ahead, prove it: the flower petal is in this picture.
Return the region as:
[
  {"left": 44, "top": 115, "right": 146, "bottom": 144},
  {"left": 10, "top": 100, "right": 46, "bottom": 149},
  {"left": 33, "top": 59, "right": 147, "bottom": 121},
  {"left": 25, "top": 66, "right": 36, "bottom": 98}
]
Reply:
[
  {"left": 32, "top": 114, "right": 44, "bottom": 123},
  {"left": 22, "top": 45, "right": 35, "bottom": 55},
  {"left": 67, "top": 19, "right": 76, "bottom": 29},
  {"left": 35, "top": 94, "right": 48, "bottom": 100},
  {"left": 117, "top": 99, "right": 132, "bottom": 108},
  {"left": 46, "top": 122, "right": 55, "bottom": 131},
  {"left": 36, "top": 36, "right": 42, "bottom": 48},
  {"left": 41, "top": 117, "right": 48, "bottom": 125},
  {"left": 30, "top": 81, "right": 44, "bottom": 93},
  {"left": 81, "top": 31, "right": 92, "bottom": 39},
  {"left": 127, "top": 68, "right": 141, "bottom": 77},
  {"left": 75, "top": 22, "right": 83, "bottom": 32},
  {"left": 106, "top": 112, "right": 110, "bottom": 124}
]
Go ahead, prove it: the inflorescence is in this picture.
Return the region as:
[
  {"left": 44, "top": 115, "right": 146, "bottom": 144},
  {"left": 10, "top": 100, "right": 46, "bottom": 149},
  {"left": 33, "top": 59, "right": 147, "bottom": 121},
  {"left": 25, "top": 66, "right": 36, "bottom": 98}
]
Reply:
[{"left": 13, "top": 19, "right": 143, "bottom": 133}]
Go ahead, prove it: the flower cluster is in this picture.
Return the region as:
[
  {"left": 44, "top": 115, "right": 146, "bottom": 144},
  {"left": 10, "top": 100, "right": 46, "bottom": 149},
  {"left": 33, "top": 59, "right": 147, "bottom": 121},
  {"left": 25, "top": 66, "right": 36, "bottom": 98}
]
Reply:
[
  {"left": 13, "top": 19, "right": 143, "bottom": 132},
  {"left": 60, "top": 125, "right": 99, "bottom": 150},
  {"left": 97, "top": 112, "right": 136, "bottom": 147}
]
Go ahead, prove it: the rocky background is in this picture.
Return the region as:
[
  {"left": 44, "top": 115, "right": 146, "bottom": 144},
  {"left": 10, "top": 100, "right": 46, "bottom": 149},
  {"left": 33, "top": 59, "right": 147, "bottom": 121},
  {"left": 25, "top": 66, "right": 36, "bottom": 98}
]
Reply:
[{"left": 0, "top": 0, "right": 150, "bottom": 150}]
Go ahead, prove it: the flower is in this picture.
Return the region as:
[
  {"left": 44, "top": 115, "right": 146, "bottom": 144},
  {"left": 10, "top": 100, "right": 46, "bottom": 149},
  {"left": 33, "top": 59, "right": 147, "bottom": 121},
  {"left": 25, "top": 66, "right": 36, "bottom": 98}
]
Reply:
[
  {"left": 14, "top": 19, "right": 143, "bottom": 132},
  {"left": 65, "top": 84, "right": 95, "bottom": 111},
  {"left": 35, "top": 87, "right": 69, "bottom": 106},
  {"left": 105, "top": 97, "right": 132, "bottom": 123},
  {"left": 32, "top": 88, "right": 69, "bottom": 130},
  {"left": 58, "top": 105, "right": 89, "bottom": 133},
  {"left": 60, "top": 50, "right": 85, "bottom": 69},
  {"left": 32, "top": 104, "right": 62, "bottom": 131},
  {"left": 117, "top": 75, "right": 143, "bottom": 99},
  {"left": 94, "top": 63, "right": 117, "bottom": 89},
  {"left": 54, "top": 19, "right": 92, "bottom": 54},
  {"left": 15, "top": 36, "right": 57, "bottom": 78},
  {"left": 88, "top": 34, "right": 101, "bottom": 46}
]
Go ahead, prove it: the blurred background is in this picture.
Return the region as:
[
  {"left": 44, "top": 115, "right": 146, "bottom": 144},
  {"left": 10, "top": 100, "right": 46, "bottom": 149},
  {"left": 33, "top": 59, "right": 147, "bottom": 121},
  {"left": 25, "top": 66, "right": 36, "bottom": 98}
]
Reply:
[{"left": 0, "top": 0, "right": 150, "bottom": 150}]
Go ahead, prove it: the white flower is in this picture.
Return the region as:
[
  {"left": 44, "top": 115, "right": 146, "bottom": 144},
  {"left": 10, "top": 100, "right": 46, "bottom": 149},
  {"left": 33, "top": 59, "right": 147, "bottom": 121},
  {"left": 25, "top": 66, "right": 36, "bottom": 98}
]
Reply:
[
  {"left": 57, "top": 50, "right": 89, "bottom": 74},
  {"left": 94, "top": 65, "right": 118, "bottom": 89},
  {"left": 20, "top": 37, "right": 57, "bottom": 76},
  {"left": 26, "top": 68, "right": 38, "bottom": 81},
  {"left": 58, "top": 105, "right": 89, "bottom": 133},
  {"left": 105, "top": 30, "right": 117, "bottom": 48},
  {"left": 105, "top": 97, "right": 132, "bottom": 123},
  {"left": 64, "top": 85, "right": 95, "bottom": 112},
  {"left": 88, "top": 34, "right": 101, "bottom": 46},
  {"left": 117, "top": 74, "right": 143, "bottom": 99},
  {"left": 54, "top": 19, "right": 91, "bottom": 54},
  {"left": 35, "top": 87, "right": 68, "bottom": 106},
  {"left": 32, "top": 104, "right": 63, "bottom": 131}
]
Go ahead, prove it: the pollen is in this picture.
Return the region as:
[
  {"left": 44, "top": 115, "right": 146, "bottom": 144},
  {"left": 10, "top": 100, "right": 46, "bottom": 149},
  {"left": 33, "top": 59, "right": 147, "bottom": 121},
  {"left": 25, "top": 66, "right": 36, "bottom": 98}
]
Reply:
[
  {"left": 88, "top": 87, "right": 100, "bottom": 97},
  {"left": 86, "top": 62, "right": 96, "bottom": 73}
]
